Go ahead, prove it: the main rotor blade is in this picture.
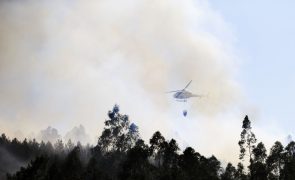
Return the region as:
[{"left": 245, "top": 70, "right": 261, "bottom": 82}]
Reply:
[{"left": 183, "top": 80, "right": 192, "bottom": 90}]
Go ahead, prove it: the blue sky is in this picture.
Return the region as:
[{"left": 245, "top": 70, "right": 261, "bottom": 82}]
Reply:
[{"left": 210, "top": 1, "right": 295, "bottom": 134}]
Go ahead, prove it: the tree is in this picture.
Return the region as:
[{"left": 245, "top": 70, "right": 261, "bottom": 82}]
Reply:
[
  {"left": 95, "top": 105, "right": 141, "bottom": 179},
  {"left": 46, "top": 157, "right": 62, "bottom": 180},
  {"left": 65, "top": 139, "right": 75, "bottom": 152},
  {"left": 98, "top": 105, "right": 139, "bottom": 153},
  {"left": 235, "top": 162, "right": 248, "bottom": 180},
  {"left": 127, "top": 123, "right": 140, "bottom": 148},
  {"left": 239, "top": 115, "right": 257, "bottom": 163},
  {"left": 45, "top": 141, "right": 54, "bottom": 154},
  {"left": 266, "top": 141, "right": 284, "bottom": 180},
  {"left": 250, "top": 142, "right": 267, "bottom": 180},
  {"left": 119, "top": 139, "right": 153, "bottom": 180},
  {"left": 238, "top": 115, "right": 257, "bottom": 179},
  {"left": 196, "top": 155, "right": 221, "bottom": 180},
  {"left": 281, "top": 141, "right": 295, "bottom": 179},
  {"left": 149, "top": 131, "right": 166, "bottom": 167},
  {"left": 10, "top": 106, "right": 289, "bottom": 180},
  {"left": 84, "top": 156, "right": 106, "bottom": 180},
  {"left": 54, "top": 139, "right": 64, "bottom": 154},
  {"left": 206, "top": 155, "right": 222, "bottom": 179},
  {"left": 62, "top": 146, "right": 83, "bottom": 180},
  {"left": 7, "top": 155, "right": 49, "bottom": 180},
  {"left": 0, "top": 133, "right": 9, "bottom": 145},
  {"left": 178, "top": 147, "right": 201, "bottom": 180},
  {"left": 159, "top": 139, "right": 181, "bottom": 180},
  {"left": 253, "top": 142, "right": 267, "bottom": 163},
  {"left": 162, "top": 139, "right": 179, "bottom": 169},
  {"left": 221, "top": 163, "right": 237, "bottom": 180}
]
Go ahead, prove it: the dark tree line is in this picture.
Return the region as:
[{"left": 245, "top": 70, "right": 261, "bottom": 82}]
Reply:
[
  {"left": 235, "top": 115, "right": 295, "bottom": 180},
  {"left": 1, "top": 106, "right": 295, "bottom": 180}
]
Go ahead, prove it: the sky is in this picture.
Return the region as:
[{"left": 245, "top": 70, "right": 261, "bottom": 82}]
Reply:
[
  {"left": 0, "top": 0, "right": 294, "bottom": 164},
  {"left": 209, "top": 1, "right": 295, "bottom": 142}
]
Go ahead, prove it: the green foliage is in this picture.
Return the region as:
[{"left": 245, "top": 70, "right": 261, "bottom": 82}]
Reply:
[
  {"left": 119, "top": 139, "right": 154, "bottom": 180},
  {"left": 281, "top": 141, "right": 295, "bottom": 179},
  {"left": 149, "top": 131, "right": 166, "bottom": 167},
  {"left": 221, "top": 163, "right": 237, "bottom": 180},
  {"left": 7, "top": 156, "right": 49, "bottom": 180},
  {"left": 98, "top": 105, "right": 139, "bottom": 153},
  {"left": 266, "top": 141, "right": 284, "bottom": 179},
  {"left": 238, "top": 115, "right": 257, "bottom": 162},
  {"left": 3, "top": 105, "right": 295, "bottom": 180},
  {"left": 179, "top": 147, "right": 201, "bottom": 179},
  {"left": 253, "top": 142, "right": 267, "bottom": 163},
  {"left": 63, "top": 147, "right": 83, "bottom": 179},
  {"left": 250, "top": 142, "right": 267, "bottom": 180},
  {"left": 235, "top": 162, "right": 248, "bottom": 180}
]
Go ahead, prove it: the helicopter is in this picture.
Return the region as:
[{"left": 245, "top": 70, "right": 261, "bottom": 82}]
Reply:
[{"left": 166, "top": 80, "right": 206, "bottom": 116}]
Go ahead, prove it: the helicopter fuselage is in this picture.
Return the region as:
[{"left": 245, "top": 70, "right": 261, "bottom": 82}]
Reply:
[{"left": 173, "top": 90, "right": 196, "bottom": 99}]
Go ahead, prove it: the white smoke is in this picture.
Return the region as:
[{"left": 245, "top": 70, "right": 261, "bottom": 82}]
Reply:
[
  {"left": 0, "top": 147, "right": 27, "bottom": 179},
  {"left": 0, "top": 0, "right": 242, "bottom": 162},
  {"left": 37, "top": 126, "right": 61, "bottom": 143},
  {"left": 64, "top": 125, "right": 91, "bottom": 145}
]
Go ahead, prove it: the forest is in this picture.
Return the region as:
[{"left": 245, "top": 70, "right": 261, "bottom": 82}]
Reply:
[{"left": 1, "top": 105, "right": 295, "bottom": 180}]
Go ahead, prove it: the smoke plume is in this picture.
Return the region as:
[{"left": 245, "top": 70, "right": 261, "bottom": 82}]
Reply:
[
  {"left": 0, "top": 0, "right": 242, "bottom": 162},
  {"left": 64, "top": 125, "right": 91, "bottom": 145},
  {"left": 37, "top": 126, "right": 61, "bottom": 143}
]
